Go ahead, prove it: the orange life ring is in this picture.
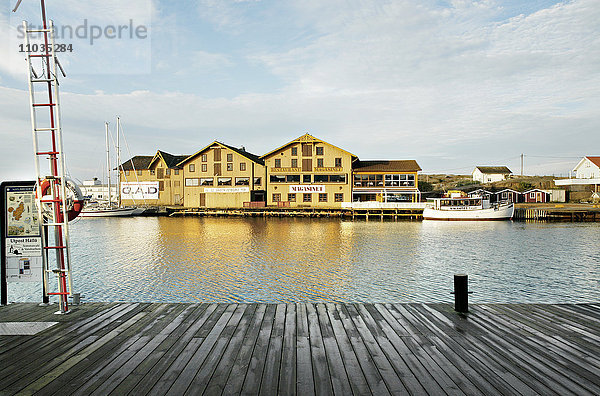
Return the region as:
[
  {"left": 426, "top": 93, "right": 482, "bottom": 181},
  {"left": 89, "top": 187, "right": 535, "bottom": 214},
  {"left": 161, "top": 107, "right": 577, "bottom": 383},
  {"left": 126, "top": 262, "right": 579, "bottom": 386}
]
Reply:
[{"left": 37, "top": 178, "right": 84, "bottom": 221}]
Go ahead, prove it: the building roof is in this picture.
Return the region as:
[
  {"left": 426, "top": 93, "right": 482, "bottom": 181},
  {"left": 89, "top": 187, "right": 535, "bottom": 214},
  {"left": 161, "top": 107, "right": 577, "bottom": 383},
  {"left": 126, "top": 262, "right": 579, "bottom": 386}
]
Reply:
[
  {"left": 260, "top": 133, "right": 357, "bottom": 159},
  {"left": 178, "top": 141, "right": 264, "bottom": 166},
  {"left": 353, "top": 160, "right": 421, "bottom": 172},
  {"left": 585, "top": 156, "right": 600, "bottom": 168},
  {"left": 119, "top": 156, "right": 153, "bottom": 171},
  {"left": 474, "top": 166, "right": 512, "bottom": 174},
  {"left": 148, "top": 150, "right": 190, "bottom": 169}
]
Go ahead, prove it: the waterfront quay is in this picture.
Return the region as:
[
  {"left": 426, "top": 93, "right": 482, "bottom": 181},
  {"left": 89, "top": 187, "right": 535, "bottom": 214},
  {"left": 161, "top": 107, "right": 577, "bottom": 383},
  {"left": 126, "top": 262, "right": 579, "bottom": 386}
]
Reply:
[{"left": 1, "top": 302, "right": 599, "bottom": 395}]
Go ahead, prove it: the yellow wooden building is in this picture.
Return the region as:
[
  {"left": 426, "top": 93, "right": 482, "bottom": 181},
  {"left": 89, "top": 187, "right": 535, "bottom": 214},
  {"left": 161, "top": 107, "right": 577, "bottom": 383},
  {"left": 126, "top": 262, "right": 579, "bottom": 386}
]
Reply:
[
  {"left": 118, "top": 133, "right": 421, "bottom": 209},
  {"left": 177, "top": 141, "right": 266, "bottom": 208},
  {"left": 261, "top": 133, "right": 357, "bottom": 208},
  {"left": 120, "top": 150, "right": 188, "bottom": 206}
]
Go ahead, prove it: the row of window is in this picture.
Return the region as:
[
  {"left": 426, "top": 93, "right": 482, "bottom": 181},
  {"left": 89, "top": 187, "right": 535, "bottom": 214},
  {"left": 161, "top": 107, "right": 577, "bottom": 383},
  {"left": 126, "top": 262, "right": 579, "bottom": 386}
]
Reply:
[
  {"left": 124, "top": 169, "right": 180, "bottom": 177},
  {"left": 289, "top": 144, "right": 326, "bottom": 156},
  {"left": 354, "top": 174, "right": 416, "bottom": 187},
  {"left": 188, "top": 162, "right": 247, "bottom": 173},
  {"left": 274, "top": 157, "right": 342, "bottom": 168},
  {"left": 185, "top": 177, "right": 262, "bottom": 187},
  {"left": 270, "top": 174, "right": 347, "bottom": 183},
  {"left": 272, "top": 193, "right": 344, "bottom": 203}
]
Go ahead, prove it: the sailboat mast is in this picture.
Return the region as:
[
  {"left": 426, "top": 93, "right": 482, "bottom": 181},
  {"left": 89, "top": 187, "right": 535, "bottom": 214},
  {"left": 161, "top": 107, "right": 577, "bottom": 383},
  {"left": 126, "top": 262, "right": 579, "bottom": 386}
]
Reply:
[
  {"left": 105, "top": 122, "right": 111, "bottom": 206},
  {"left": 116, "top": 116, "right": 121, "bottom": 207}
]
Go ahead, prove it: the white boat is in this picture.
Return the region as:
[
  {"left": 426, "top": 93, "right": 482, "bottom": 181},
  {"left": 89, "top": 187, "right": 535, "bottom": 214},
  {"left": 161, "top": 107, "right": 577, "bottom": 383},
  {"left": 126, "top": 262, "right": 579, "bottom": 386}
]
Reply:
[
  {"left": 79, "top": 204, "right": 137, "bottom": 217},
  {"left": 423, "top": 191, "right": 514, "bottom": 221}
]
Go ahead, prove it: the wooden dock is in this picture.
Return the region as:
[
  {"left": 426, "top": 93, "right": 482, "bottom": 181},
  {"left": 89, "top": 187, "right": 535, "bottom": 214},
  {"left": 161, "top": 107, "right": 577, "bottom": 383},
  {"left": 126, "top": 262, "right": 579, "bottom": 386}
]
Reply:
[{"left": 1, "top": 302, "right": 599, "bottom": 395}]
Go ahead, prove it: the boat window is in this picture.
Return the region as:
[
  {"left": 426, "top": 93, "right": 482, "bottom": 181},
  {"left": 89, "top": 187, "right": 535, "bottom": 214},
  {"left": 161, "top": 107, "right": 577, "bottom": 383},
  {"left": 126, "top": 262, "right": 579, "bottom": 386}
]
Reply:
[
  {"left": 218, "top": 177, "right": 232, "bottom": 186},
  {"left": 199, "top": 178, "right": 213, "bottom": 186}
]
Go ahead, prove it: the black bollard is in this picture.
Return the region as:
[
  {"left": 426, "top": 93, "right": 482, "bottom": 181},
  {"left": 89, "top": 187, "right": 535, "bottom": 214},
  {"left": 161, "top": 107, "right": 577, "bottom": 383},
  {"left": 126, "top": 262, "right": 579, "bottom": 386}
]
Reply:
[{"left": 454, "top": 274, "right": 469, "bottom": 313}]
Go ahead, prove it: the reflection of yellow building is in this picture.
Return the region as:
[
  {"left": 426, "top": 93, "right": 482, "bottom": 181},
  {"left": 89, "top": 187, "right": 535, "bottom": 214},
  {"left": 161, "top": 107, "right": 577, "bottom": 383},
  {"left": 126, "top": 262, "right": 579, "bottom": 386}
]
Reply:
[
  {"left": 262, "top": 134, "right": 356, "bottom": 208},
  {"left": 118, "top": 133, "right": 421, "bottom": 209}
]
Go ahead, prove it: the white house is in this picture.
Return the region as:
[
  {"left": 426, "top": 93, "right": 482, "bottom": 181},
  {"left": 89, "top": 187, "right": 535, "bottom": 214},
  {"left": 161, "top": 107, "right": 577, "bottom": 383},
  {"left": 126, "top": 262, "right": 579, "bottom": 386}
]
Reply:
[
  {"left": 573, "top": 156, "right": 600, "bottom": 179},
  {"left": 472, "top": 166, "right": 512, "bottom": 183}
]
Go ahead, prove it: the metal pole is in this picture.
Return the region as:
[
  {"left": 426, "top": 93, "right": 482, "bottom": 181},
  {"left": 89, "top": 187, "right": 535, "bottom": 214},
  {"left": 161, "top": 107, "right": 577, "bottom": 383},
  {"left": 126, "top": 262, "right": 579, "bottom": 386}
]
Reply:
[
  {"left": 116, "top": 117, "right": 121, "bottom": 207},
  {"left": 454, "top": 274, "right": 469, "bottom": 313},
  {"left": 105, "top": 122, "right": 111, "bottom": 207}
]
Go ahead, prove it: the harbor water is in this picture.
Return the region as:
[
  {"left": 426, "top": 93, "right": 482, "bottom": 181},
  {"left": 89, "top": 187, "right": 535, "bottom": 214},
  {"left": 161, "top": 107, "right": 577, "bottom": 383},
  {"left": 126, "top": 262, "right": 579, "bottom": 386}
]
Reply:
[{"left": 7, "top": 217, "right": 600, "bottom": 304}]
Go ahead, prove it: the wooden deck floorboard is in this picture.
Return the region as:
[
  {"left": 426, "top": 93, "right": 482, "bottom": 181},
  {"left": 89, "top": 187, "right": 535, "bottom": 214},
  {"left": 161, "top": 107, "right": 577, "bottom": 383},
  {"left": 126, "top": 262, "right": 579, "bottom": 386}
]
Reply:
[{"left": 0, "top": 302, "right": 598, "bottom": 395}]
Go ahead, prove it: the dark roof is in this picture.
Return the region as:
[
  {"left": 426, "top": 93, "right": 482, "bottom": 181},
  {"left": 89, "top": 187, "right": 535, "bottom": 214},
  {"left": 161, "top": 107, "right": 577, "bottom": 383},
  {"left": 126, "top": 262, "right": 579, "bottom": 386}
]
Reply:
[
  {"left": 157, "top": 150, "right": 190, "bottom": 169},
  {"left": 353, "top": 160, "right": 421, "bottom": 172},
  {"left": 119, "top": 156, "right": 153, "bottom": 171},
  {"left": 475, "top": 166, "right": 512, "bottom": 174},
  {"left": 217, "top": 142, "right": 264, "bottom": 165}
]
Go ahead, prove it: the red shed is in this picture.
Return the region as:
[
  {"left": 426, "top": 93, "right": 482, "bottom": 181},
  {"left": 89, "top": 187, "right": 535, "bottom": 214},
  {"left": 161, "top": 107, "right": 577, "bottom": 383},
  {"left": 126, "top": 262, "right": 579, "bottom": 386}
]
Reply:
[{"left": 523, "top": 189, "right": 550, "bottom": 203}]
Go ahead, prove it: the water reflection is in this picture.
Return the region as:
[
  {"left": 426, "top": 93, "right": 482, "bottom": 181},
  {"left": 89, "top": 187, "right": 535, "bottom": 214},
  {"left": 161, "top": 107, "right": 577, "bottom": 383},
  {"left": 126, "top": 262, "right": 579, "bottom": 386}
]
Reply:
[{"left": 6, "top": 218, "right": 600, "bottom": 304}]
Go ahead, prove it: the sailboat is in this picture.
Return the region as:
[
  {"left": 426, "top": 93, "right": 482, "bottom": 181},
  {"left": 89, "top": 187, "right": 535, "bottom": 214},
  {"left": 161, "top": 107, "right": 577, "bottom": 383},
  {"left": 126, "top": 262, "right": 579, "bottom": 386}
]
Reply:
[{"left": 79, "top": 119, "right": 138, "bottom": 217}]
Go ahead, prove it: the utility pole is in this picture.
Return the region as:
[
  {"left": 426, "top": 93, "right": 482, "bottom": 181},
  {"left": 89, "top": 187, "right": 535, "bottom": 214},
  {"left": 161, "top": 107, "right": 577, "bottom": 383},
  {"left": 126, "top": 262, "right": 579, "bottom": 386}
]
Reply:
[{"left": 520, "top": 154, "right": 524, "bottom": 176}]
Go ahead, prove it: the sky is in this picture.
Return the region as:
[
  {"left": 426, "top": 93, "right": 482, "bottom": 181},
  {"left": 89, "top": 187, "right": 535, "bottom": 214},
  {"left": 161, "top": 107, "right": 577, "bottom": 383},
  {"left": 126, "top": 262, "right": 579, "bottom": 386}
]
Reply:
[{"left": 0, "top": 0, "right": 598, "bottom": 182}]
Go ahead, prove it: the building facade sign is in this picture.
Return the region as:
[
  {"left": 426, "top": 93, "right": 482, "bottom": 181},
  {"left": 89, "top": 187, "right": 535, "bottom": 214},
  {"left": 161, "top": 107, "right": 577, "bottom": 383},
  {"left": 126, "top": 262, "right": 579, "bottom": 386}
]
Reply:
[
  {"left": 121, "top": 182, "right": 159, "bottom": 200},
  {"left": 289, "top": 185, "right": 326, "bottom": 193},
  {"left": 205, "top": 187, "right": 250, "bottom": 193}
]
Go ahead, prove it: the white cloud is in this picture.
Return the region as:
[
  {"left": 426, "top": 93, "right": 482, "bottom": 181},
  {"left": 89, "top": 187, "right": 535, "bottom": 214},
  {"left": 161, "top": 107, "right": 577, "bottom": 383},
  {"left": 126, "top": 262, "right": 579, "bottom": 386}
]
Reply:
[{"left": 1, "top": 0, "right": 599, "bottom": 181}]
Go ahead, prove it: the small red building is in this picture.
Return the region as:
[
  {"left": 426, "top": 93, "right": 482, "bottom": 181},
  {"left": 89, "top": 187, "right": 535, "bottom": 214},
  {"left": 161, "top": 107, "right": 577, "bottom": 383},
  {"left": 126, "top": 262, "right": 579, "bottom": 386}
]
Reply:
[{"left": 523, "top": 189, "right": 550, "bottom": 203}]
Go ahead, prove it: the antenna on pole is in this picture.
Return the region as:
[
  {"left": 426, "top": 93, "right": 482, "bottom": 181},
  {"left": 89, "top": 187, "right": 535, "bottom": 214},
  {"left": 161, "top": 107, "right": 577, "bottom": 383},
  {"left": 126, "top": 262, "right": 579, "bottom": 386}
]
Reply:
[{"left": 521, "top": 154, "right": 524, "bottom": 176}]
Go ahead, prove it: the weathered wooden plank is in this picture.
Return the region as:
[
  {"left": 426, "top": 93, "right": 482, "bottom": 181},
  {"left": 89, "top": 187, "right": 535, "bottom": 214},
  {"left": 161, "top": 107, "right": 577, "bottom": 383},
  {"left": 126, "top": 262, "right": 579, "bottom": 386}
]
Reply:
[
  {"left": 155, "top": 303, "right": 237, "bottom": 394},
  {"left": 191, "top": 304, "right": 256, "bottom": 395},
  {"left": 369, "top": 304, "right": 463, "bottom": 396},
  {"left": 472, "top": 305, "right": 600, "bottom": 395},
  {"left": 182, "top": 304, "right": 250, "bottom": 395},
  {"left": 240, "top": 304, "right": 276, "bottom": 395},
  {"left": 392, "top": 304, "right": 505, "bottom": 395},
  {"left": 71, "top": 304, "right": 194, "bottom": 396},
  {"left": 295, "top": 303, "right": 315, "bottom": 396},
  {"left": 258, "top": 303, "right": 286, "bottom": 396},
  {"left": 220, "top": 304, "right": 267, "bottom": 395},
  {"left": 0, "top": 302, "right": 599, "bottom": 396},
  {"left": 342, "top": 304, "right": 408, "bottom": 394},
  {"left": 306, "top": 303, "right": 335, "bottom": 396},
  {"left": 0, "top": 303, "right": 146, "bottom": 392},
  {"left": 319, "top": 303, "right": 371, "bottom": 396},
  {"left": 330, "top": 303, "right": 390, "bottom": 396},
  {"left": 121, "top": 303, "right": 215, "bottom": 395},
  {"left": 354, "top": 304, "right": 434, "bottom": 395},
  {"left": 277, "top": 303, "right": 296, "bottom": 396},
  {"left": 381, "top": 304, "right": 482, "bottom": 395},
  {"left": 12, "top": 310, "right": 149, "bottom": 395}
]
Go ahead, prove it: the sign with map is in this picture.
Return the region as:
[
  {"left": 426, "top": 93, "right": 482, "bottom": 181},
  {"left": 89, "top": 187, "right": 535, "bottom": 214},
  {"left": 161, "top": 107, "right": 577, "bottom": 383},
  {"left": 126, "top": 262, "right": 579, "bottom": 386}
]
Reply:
[
  {"left": 5, "top": 186, "right": 40, "bottom": 237},
  {"left": 2, "top": 184, "right": 43, "bottom": 284}
]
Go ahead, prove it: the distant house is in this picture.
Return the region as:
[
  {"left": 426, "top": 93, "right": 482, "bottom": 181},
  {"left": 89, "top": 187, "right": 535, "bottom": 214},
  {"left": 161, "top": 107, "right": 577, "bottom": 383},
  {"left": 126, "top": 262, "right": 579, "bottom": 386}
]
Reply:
[
  {"left": 472, "top": 166, "right": 512, "bottom": 183},
  {"left": 467, "top": 188, "right": 494, "bottom": 201},
  {"left": 496, "top": 188, "right": 522, "bottom": 203},
  {"left": 573, "top": 156, "right": 600, "bottom": 179},
  {"left": 523, "top": 189, "right": 550, "bottom": 203}
]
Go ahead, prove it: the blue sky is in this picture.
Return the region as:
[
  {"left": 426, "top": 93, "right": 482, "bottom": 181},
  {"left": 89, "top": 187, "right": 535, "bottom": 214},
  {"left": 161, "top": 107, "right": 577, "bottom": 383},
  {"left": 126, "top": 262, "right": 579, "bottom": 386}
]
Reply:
[{"left": 1, "top": 0, "right": 598, "bottom": 181}]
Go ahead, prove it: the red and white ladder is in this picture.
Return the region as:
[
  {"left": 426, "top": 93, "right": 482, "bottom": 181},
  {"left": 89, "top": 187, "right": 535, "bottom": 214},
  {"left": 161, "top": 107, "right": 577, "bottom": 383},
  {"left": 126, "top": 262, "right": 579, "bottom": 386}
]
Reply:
[{"left": 20, "top": 1, "right": 73, "bottom": 313}]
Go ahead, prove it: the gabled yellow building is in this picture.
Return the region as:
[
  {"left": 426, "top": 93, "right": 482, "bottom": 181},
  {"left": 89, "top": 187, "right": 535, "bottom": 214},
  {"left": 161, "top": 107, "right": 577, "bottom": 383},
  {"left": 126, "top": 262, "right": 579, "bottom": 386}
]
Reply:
[
  {"left": 120, "top": 150, "right": 187, "bottom": 206},
  {"left": 177, "top": 141, "right": 266, "bottom": 208},
  {"left": 261, "top": 133, "right": 357, "bottom": 208}
]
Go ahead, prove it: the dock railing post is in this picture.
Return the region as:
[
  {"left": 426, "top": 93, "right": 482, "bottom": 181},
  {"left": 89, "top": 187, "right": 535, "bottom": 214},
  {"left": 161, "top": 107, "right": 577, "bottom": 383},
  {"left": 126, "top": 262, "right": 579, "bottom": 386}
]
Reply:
[{"left": 454, "top": 274, "right": 469, "bottom": 313}]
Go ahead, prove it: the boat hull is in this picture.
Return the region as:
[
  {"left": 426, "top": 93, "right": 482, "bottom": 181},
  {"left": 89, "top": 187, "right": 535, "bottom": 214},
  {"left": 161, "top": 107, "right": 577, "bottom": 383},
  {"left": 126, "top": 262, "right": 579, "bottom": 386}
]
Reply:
[
  {"left": 423, "top": 203, "right": 514, "bottom": 221},
  {"left": 78, "top": 207, "right": 138, "bottom": 217}
]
